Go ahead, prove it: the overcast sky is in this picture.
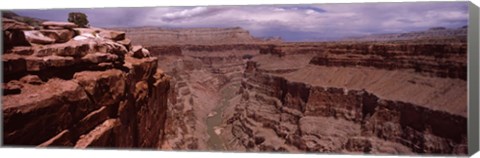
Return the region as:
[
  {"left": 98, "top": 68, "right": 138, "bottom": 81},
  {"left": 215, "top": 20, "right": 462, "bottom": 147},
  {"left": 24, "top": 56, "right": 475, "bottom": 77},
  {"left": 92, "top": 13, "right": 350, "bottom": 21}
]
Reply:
[{"left": 10, "top": 1, "right": 468, "bottom": 41}]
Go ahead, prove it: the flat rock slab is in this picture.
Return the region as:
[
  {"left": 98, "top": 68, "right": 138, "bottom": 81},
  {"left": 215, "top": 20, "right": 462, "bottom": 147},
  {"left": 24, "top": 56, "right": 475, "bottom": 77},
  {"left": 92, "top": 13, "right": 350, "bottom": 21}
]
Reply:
[{"left": 42, "top": 21, "right": 78, "bottom": 29}]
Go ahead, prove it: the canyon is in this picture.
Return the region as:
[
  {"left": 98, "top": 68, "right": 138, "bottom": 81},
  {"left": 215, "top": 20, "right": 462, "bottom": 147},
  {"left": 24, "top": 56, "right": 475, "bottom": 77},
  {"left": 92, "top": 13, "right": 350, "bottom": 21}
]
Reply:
[{"left": 2, "top": 16, "right": 468, "bottom": 156}]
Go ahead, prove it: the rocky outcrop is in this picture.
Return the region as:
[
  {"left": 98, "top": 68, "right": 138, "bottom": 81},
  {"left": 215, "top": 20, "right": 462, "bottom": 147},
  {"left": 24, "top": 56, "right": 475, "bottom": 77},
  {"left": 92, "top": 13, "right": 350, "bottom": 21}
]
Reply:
[{"left": 2, "top": 18, "right": 170, "bottom": 149}]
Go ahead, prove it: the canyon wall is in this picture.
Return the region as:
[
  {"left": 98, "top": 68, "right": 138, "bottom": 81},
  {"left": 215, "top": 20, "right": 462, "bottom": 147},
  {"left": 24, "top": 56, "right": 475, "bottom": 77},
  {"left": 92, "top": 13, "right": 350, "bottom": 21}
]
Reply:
[
  {"left": 2, "top": 16, "right": 468, "bottom": 156},
  {"left": 121, "top": 25, "right": 467, "bottom": 155},
  {"left": 225, "top": 40, "right": 467, "bottom": 155},
  {"left": 116, "top": 27, "right": 280, "bottom": 46},
  {"left": 159, "top": 48, "right": 253, "bottom": 150},
  {"left": 2, "top": 19, "right": 170, "bottom": 148}
]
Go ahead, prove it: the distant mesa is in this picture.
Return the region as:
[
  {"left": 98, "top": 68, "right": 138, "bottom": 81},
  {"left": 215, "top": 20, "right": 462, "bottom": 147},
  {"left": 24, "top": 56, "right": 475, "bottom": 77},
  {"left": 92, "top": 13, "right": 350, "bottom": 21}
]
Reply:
[
  {"left": 341, "top": 26, "right": 467, "bottom": 42},
  {"left": 428, "top": 26, "right": 447, "bottom": 31},
  {"left": 113, "top": 26, "right": 282, "bottom": 46}
]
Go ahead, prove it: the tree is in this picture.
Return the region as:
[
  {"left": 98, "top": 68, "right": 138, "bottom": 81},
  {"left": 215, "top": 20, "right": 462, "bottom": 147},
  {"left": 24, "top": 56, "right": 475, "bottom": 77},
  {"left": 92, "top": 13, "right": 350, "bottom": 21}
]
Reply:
[{"left": 68, "top": 12, "right": 89, "bottom": 28}]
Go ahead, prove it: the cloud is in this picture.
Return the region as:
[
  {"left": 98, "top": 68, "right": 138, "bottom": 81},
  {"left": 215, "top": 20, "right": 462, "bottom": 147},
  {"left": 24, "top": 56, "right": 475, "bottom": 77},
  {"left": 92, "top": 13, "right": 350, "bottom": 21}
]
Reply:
[
  {"left": 160, "top": 7, "right": 224, "bottom": 22},
  {"left": 10, "top": 2, "right": 468, "bottom": 41}
]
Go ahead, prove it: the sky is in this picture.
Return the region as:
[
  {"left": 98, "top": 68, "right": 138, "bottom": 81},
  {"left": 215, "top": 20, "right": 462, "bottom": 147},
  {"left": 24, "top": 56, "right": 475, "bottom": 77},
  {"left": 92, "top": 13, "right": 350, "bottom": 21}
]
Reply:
[{"left": 9, "top": 1, "right": 469, "bottom": 41}]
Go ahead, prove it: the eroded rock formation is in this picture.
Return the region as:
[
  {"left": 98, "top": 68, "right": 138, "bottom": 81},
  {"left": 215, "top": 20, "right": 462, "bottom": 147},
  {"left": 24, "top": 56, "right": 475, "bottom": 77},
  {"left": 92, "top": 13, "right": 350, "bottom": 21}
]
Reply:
[
  {"left": 225, "top": 39, "right": 467, "bottom": 155},
  {"left": 116, "top": 27, "right": 281, "bottom": 46},
  {"left": 130, "top": 25, "right": 467, "bottom": 155},
  {"left": 2, "top": 18, "right": 170, "bottom": 149},
  {"left": 2, "top": 16, "right": 468, "bottom": 156}
]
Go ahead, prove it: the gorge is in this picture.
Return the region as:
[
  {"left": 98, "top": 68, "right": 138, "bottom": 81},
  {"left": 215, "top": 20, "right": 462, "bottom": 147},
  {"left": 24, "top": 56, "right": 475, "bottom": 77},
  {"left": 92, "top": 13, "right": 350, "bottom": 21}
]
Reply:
[{"left": 2, "top": 16, "right": 468, "bottom": 155}]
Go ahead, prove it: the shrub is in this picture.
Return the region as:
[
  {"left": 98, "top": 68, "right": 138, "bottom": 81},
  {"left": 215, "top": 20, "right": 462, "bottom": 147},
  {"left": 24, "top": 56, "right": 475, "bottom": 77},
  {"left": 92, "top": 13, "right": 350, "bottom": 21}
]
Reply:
[{"left": 68, "top": 12, "right": 89, "bottom": 28}]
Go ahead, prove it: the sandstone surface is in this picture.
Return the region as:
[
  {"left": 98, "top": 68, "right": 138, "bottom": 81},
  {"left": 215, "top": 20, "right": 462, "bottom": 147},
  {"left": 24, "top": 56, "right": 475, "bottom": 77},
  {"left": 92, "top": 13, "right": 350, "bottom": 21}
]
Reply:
[{"left": 2, "top": 18, "right": 170, "bottom": 149}]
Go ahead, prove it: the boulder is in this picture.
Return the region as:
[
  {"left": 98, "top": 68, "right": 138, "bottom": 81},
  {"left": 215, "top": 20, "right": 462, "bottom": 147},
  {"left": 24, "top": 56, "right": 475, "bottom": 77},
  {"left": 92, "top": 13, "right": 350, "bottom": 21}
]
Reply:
[
  {"left": 117, "top": 38, "right": 132, "bottom": 50},
  {"left": 3, "top": 80, "right": 23, "bottom": 95},
  {"left": 4, "top": 30, "right": 31, "bottom": 47},
  {"left": 95, "top": 41, "right": 128, "bottom": 56},
  {"left": 40, "top": 29, "right": 75, "bottom": 43},
  {"left": 72, "top": 28, "right": 98, "bottom": 35},
  {"left": 99, "top": 30, "right": 125, "bottom": 41},
  {"left": 73, "top": 28, "right": 125, "bottom": 41},
  {"left": 131, "top": 45, "right": 150, "bottom": 58},
  {"left": 24, "top": 30, "right": 55, "bottom": 45},
  {"left": 131, "top": 45, "right": 142, "bottom": 53},
  {"left": 139, "top": 48, "right": 151, "bottom": 58},
  {"left": 73, "top": 33, "right": 100, "bottom": 41},
  {"left": 42, "top": 21, "right": 78, "bottom": 29},
  {"left": 20, "top": 75, "right": 43, "bottom": 85}
]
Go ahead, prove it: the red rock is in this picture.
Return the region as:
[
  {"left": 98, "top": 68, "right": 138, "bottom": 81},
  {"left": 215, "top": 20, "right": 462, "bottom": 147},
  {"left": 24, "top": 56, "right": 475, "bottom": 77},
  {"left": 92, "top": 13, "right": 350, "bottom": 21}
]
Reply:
[
  {"left": 73, "top": 28, "right": 125, "bottom": 41},
  {"left": 40, "top": 29, "right": 75, "bottom": 43},
  {"left": 81, "top": 52, "right": 119, "bottom": 64},
  {"left": 2, "top": 18, "right": 34, "bottom": 31},
  {"left": 3, "top": 53, "right": 27, "bottom": 75},
  {"left": 4, "top": 30, "right": 31, "bottom": 47},
  {"left": 131, "top": 45, "right": 142, "bottom": 54},
  {"left": 38, "top": 130, "right": 73, "bottom": 147},
  {"left": 73, "top": 69, "right": 126, "bottom": 108},
  {"left": 74, "top": 119, "right": 119, "bottom": 148},
  {"left": 3, "top": 79, "right": 91, "bottom": 145},
  {"left": 20, "top": 75, "right": 43, "bottom": 85},
  {"left": 24, "top": 56, "right": 46, "bottom": 71},
  {"left": 24, "top": 30, "right": 55, "bottom": 45},
  {"left": 5, "top": 46, "right": 35, "bottom": 55},
  {"left": 100, "top": 29, "right": 125, "bottom": 41},
  {"left": 32, "top": 41, "right": 91, "bottom": 57},
  {"left": 131, "top": 45, "right": 150, "bottom": 58},
  {"left": 72, "top": 106, "right": 110, "bottom": 139},
  {"left": 95, "top": 40, "right": 128, "bottom": 56},
  {"left": 3, "top": 80, "right": 23, "bottom": 95},
  {"left": 43, "top": 55, "right": 75, "bottom": 68},
  {"left": 41, "top": 21, "right": 78, "bottom": 29},
  {"left": 117, "top": 38, "right": 132, "bottom": 50}
]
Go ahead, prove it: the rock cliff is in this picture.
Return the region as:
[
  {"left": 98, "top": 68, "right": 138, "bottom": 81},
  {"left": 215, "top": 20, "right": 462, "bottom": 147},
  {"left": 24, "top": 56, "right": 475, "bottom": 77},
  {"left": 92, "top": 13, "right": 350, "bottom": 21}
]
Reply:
[
  {"left": 223, "top": 38, "right": 467, "bottom": 154},
  {"left": 2, "top": 18, "right": 170, "bottom": 148},
  {"left": 2, "top": 16, "right": 468, "bottom": 155}
]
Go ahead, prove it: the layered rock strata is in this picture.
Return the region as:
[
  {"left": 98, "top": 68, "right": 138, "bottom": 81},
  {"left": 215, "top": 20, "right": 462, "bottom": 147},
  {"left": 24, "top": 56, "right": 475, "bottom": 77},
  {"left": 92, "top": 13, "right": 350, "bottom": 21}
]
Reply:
[
  {"left": 259, "top": 42, "right": 467, "bottom": 80},
  {"left": 224, "top": 40, "right": 467, "bottom": 155},
  {"left": 116, "top": 27, "right": 281, "bottom": 46},
  {"left": 2, "top": 18, "right": 170, "bottom": 149}
]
